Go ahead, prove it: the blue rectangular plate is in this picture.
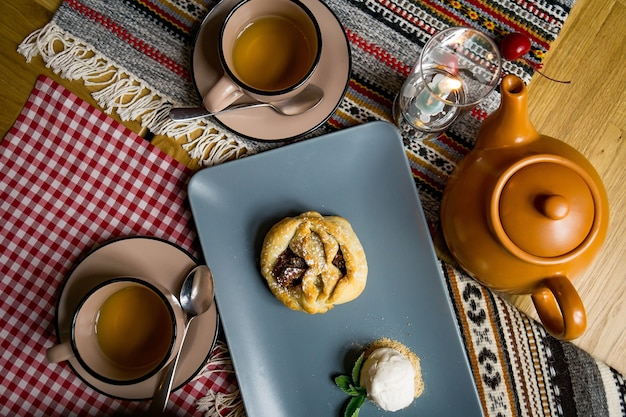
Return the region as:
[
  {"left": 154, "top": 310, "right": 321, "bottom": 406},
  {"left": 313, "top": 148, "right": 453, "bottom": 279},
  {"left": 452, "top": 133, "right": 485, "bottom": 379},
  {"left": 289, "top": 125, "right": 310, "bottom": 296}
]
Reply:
[{"left": 188, "top": 121, "right": 483, "bottom": 417}]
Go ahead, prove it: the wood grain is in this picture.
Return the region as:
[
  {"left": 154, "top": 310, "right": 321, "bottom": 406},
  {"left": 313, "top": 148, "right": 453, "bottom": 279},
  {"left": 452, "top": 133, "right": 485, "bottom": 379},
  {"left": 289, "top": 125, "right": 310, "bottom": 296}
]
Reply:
[
  {"left": 512, "top": 0, "right": 626, "bottom": 372},
  {"left": 0, "top": 0, "right": 144, "bottom": 138},
  {"left": 1, "top": 0, "right": 625, "bottom": 372}
]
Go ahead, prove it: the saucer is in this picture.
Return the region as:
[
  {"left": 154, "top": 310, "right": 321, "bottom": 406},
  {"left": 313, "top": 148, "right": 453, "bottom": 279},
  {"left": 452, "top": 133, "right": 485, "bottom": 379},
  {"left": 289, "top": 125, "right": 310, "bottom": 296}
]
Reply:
[
  {"left": 54, "top": 237, "right": 219, "bottom": 400},
  {"left": 192, "top": 0, "right": 351, "bottom": 141}
]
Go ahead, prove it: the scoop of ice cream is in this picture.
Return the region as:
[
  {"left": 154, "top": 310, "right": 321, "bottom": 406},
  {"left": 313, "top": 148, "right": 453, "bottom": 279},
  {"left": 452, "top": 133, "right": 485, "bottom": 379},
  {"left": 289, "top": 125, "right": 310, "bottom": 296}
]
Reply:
[{"left": 359, "top": 347, "right": 416, "bottom": 412}]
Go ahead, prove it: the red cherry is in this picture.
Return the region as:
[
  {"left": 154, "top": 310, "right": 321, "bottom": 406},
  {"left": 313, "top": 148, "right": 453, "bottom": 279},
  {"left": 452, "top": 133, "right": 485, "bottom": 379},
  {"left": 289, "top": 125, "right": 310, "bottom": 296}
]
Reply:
[
  {"left": 500, "top": 32, "right": 531, "bottom": 61},
  {"left": 499, "top": 32, "right": 571, "bottom": 84}
]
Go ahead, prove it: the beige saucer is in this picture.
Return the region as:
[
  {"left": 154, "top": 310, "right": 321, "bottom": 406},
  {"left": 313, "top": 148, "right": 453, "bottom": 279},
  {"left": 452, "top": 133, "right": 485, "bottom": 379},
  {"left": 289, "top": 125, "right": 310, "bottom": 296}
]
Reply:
[
  {"left": 54, "top": 237, "right": 219, "bottom": 400},
  {"left": 192, "top": 0, "right": 351, "bottom": 141}
]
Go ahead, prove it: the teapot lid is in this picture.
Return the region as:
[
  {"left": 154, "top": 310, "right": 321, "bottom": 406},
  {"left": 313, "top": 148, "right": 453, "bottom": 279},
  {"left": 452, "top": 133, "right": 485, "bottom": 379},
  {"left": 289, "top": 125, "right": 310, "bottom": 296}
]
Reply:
[{"left": 490, "top": 155, "right": 597, "bottom": 259}]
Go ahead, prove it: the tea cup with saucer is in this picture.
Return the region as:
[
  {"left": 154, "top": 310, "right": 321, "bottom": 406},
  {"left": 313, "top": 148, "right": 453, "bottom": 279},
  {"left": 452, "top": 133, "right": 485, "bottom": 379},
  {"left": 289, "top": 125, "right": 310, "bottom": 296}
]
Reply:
[{"left": 46, "top": 277, "right": 186, "bottom": 385}]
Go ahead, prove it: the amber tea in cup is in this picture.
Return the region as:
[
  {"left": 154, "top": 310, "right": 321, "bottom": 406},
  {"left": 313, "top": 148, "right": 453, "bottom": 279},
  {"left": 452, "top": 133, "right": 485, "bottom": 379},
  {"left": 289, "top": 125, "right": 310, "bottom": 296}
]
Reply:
[
  {"left": 46, "top": 277, "right": 185, "bottom": 385},
  {"left": 231, "top": 15, "right": 316, "bottom": 92},
  {"left": 203, "top": 0, "right": 322, "bottom": 112},
  {"left": 95, "top": 285, "right": 173, "bottom": 371}
]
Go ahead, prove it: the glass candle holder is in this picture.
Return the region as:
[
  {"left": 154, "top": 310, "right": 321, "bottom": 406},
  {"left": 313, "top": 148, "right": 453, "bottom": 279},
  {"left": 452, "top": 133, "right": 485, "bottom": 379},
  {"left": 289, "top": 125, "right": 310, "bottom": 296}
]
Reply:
[{"left": 394, "top": 27, "right": 502, "bottom": 137}]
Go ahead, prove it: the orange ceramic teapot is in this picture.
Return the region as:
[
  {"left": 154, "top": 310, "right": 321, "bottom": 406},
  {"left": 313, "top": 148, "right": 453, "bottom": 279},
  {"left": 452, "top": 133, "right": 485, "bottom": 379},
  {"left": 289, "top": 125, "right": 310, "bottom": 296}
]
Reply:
[{"left": 440, "top": 75, "right": 609, "bottom": 340}]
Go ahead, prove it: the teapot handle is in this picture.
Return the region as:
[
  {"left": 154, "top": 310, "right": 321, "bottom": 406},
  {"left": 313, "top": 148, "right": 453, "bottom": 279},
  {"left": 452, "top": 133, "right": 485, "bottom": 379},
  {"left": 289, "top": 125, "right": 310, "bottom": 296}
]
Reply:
[{"left": 531, "top": 276, "right": 586, "bottom": 340}]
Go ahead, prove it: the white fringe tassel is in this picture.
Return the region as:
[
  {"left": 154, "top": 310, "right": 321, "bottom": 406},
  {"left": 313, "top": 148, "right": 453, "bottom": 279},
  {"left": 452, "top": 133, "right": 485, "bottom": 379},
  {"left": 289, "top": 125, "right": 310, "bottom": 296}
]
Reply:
[
  {"left": 196, "top": 340, "right": 247, "bottom": 417},
  {"left": 17, "top": 22, "right": 252, "bottom": 167}
]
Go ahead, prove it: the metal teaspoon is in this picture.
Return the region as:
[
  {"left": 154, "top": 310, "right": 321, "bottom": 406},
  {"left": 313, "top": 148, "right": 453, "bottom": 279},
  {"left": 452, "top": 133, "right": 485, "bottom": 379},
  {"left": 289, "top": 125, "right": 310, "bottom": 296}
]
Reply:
[
  {"left": 149, "top": 265, "right": 215, "bottom": 414},
  {"left": 169, "top": 84, "right": 324, "bottom": 121}
]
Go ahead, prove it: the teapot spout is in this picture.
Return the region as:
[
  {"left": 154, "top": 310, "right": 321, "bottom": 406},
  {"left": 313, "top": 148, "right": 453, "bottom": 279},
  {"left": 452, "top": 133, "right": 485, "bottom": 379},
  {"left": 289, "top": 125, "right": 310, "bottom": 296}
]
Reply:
[{"left": 475, "top": 75, "right": 539, "bottom": 150}]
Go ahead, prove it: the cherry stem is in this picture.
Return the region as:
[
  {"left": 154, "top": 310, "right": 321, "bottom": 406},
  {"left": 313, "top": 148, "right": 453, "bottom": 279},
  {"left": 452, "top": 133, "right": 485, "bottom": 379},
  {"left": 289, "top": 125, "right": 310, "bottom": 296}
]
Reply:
[
  {"left": 533, "top": 69, "right": 572, "bottom": 84},
  {"left": 524, "top": 58, "right": 571, "bottom": 84}
]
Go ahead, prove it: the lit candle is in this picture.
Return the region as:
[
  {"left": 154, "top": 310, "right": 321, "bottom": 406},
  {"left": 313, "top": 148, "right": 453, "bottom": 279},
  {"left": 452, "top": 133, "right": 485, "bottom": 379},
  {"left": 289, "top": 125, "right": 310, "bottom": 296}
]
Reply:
[{"left": 415, "top": 75, "right": 462, "bottom": 122}]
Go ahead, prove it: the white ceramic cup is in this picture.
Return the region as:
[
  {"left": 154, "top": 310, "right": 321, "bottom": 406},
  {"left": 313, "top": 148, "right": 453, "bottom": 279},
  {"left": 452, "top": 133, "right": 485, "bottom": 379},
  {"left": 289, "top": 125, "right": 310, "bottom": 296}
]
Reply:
[
  {"left": 203, "top": 0, "right": 322, "bottom": 113},
  {"left": 46, "top": 277, "right": 185, "bottom": 385}
]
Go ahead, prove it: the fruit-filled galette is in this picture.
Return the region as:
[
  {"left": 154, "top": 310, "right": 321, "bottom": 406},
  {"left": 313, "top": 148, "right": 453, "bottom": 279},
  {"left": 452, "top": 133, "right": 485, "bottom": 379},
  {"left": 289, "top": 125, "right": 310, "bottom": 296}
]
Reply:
[{"left": 260, "top": 211, "right": 368, "bottom": 314}]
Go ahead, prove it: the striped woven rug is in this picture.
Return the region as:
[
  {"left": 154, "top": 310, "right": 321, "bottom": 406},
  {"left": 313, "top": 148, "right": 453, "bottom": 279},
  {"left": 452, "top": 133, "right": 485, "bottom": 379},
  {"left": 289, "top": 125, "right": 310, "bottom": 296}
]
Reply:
[{"left": 19, "top": 0, "right": 626, "bottom": 416}]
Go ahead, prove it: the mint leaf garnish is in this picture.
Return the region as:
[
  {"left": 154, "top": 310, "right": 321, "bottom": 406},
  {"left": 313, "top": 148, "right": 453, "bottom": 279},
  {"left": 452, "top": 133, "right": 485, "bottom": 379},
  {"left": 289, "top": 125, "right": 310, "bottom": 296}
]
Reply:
[
  {"left": 351, "top": 353, "right": 364, "bottom": 385},
  {"left": 334, "top": 375, "right": 353, "bottom": 394},
  {"left": 346, "top": 395, "right": 366, "bottom": 417},
  {"left": 334, "top": 352, "right": 367, "bottom": 417}
]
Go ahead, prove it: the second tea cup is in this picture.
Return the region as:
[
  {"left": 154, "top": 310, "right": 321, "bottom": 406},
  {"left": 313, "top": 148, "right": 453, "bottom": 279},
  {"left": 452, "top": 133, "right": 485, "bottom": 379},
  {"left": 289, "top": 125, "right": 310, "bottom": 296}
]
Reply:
[{"left": 203, "top": 0, "right": 323, "bottom": 113}]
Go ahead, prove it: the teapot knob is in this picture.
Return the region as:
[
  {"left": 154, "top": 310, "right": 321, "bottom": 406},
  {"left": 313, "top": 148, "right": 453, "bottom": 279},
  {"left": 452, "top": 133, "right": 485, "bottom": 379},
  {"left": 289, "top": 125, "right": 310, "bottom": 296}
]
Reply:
[
  {"left": 490, "top": 155, "right": 599, "bottom": 259},
  {"left": 540, "top": 194, "right": 570, "bottom": 220}
]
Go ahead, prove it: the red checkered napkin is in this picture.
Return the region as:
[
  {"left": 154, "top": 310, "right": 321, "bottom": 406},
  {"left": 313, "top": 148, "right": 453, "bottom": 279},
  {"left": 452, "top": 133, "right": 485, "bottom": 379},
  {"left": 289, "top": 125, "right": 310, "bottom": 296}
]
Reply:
[{"left": 0, "top": 76, "right": 231, "bottom": 416}]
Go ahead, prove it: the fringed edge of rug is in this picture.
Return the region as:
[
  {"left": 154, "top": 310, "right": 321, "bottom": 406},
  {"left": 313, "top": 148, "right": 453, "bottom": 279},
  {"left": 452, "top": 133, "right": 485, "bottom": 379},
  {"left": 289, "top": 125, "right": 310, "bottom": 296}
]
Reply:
[
  {"left": 17, "top": 22, "right": 251, "bottom": 167},
  {"left": 196, "top": 340, "right": 247, "bottom": 417}
]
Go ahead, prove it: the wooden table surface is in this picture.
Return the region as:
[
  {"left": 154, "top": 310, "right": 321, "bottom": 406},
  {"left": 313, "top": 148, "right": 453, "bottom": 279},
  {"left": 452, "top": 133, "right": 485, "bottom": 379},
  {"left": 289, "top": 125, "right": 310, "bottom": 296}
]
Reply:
[{"left": 2, "top": 0, "right": 625, "bottom": 373}]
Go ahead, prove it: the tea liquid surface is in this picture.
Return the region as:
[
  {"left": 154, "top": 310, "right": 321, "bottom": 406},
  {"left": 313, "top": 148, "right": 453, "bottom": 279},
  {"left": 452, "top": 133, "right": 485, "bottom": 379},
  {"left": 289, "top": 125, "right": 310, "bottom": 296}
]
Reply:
[
  {"left": 232, "top": 16, "right": 314, "bottom": 91},
  {"left": 96, "top": 286, "right": 172, "bottom": 370}
]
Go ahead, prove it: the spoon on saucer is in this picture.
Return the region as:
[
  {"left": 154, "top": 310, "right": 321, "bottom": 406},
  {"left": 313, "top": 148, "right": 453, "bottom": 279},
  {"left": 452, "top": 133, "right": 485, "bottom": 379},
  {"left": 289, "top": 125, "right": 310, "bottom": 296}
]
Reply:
[
  {"left": 169, "top": 84, "right": 324, "bottom": 121},
  {"left": 150, "top": 265, "right": 215, "bottom": 414}
]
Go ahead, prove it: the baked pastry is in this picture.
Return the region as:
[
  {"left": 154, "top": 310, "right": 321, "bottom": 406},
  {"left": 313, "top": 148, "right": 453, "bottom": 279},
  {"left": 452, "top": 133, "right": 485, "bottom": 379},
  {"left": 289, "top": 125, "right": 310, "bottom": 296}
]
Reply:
[{"left": 260, "top": 211, "right": 367, "bottom": 314}]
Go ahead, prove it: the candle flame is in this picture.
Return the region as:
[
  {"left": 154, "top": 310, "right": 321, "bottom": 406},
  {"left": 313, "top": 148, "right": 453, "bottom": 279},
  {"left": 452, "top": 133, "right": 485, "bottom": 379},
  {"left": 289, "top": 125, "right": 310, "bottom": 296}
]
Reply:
[{"left": 438, "top": 77, "right": 462, "bottom": 94}]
